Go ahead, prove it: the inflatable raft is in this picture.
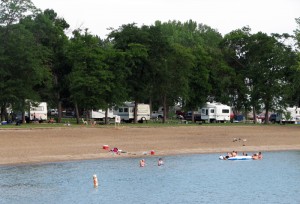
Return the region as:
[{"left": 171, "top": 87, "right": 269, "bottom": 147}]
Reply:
[
  {"left": 219, "top": 155, "right": 252, "bottom": 160},
  {"left": 228, "top": 156, "right": 252, "bottom": 160}
]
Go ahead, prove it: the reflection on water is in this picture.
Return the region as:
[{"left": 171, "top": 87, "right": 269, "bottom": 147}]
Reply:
[{"left": 1, "top": 151, "right": 300, "bottom": 204}]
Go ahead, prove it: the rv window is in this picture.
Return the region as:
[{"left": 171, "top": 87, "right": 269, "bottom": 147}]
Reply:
[
  {"left": 119, "top": 108, "right": 123, "bottom": 113},
  {"left": 31, "top": 106, "right": 44, "bottom": 111},
  {"left": 201, "top": 109, "right": 205, "bottom": 114},
  {"left": 210, "top": 109, "right": 214, "bottom": 113},
  {"left": 124, "top": 108, "right": 128, "bottom": 112},
  {"left": 222, "top": 109, "right": 229, "bottom": 113}
]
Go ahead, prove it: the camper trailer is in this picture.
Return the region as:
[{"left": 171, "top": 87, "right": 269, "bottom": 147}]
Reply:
[
  {"left": 28, "top": 102, "right": 48, "bottom": 121},
  {"left": 15, "top": 102, "right": 47, "bottom": 123},
  {"left": 275, "top": 106, "right": 300, "bottom": 124},
  {"left": 201, "top": 102, "right": 231, "bottom": 123},
  {"left": 89, "top": 109, "right": 115, "bottom": 120},
  {"left": 113, "top": 102, "right": 150, "bottom": 123}
]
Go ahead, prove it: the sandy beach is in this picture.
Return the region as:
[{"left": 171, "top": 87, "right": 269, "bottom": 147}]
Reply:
[{"left": 0, "top": 125, "right": 300, "bottom": 165}]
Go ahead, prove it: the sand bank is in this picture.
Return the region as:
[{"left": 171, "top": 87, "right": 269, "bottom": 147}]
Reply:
[{"left": 0, "top": 125, "right": 299, "bottom": 165}]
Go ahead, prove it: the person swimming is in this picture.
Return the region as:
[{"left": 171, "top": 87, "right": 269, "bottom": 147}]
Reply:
[
  {"left": 258, "top": 152, "right": 263, "bottom": 159},
  {"left": 158, "top": 158, "right": 164, "bottom": 166},
  {"left": 140, "top": 159, "right": 145, "bottom": 167}
]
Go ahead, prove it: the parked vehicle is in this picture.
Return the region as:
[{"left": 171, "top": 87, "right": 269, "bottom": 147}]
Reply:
[
  {"left": 89, "top": 109, "right": 115, "bottom": 120},
  {"left": 269, "top": 113, "right": 277, "bottom": 123},
  {"left": 201, "top": 102, "right": 231, "bottom": 123},
  {"left": 150, "top": 111, "right": 163, "bottom": 119},
  {"left": 184, "top": 111, "right": 202, "bottom": 122},
  {"left": 49, "top": 109, "right": 58, "bottom": 116},
  {"left": 113, "top": 102, "right": 150, "bottom": 123},
  {"left": 16, "top": 101, "right": 47, "bottom": 123},
  {"left": 274, "top": 107, "right": 300, "bottom": 124},
  {"left": 29, "top": 102, "right": 48, "bottom": 121}
]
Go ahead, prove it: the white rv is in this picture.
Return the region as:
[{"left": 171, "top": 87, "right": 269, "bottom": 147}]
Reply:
[
  {"left": 89, "top": 109, "right": 115, "bottom": 120},
  {"left": 15, "top": 101, "right": 47, "bottom": 123},
  {"left": 29, "top": 102, "right": 48, "bottom": 121},
  {"left": 114, "top": 102, "right": 150, "bottom": 123},
  {"left": 201, "top": 102, "right": 231, "bottom": 123},
  {"left": 275, "top": 106, "right": 300, "bottom": 124}
]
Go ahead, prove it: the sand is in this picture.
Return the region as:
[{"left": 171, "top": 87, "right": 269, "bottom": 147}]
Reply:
[{"left": 0, "top": 125, "right": 300, "bottom": 165}]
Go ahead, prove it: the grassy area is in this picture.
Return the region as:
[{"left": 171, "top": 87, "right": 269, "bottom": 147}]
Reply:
[{"left": 0, "top": 118, "right": 296, "bottom": 129}]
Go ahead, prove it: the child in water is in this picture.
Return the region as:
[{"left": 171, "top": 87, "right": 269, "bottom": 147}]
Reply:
[
  {"left": 140, "top": 159, "right": 145, "bottom": 167},
  {"left": 158, "top": 158, "right": 164, "bottom": 166}
]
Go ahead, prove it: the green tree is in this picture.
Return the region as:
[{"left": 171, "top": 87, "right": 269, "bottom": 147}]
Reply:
[
  {"left": 221, "top": 27, "right": 252, "bottom": 117},
  {"left": 108, "top": 24, "right": 152, "bottom": 123},
  {"left": 0, "top": 23, "right": 49, "bottom": 122},
  {"left": 290, "top": 17, "right": 300, "bottom": 107},
  {"left": 101, "top": 42, "right": 128, "bottom": 124},
  {"left": 0, "top": 0, "right": 38, "bottom": 26},
  {"left": 222, "top": 28, "right": 297, "bottom": 123},
  {"left": 246, "top": 32, "right": 297, "bottom": 123},
  {"left": 0, "top": 0, "right": 42, "bottom": 121},
  {"left": 21, "top": 9, "right": 71, "bottom": 123},
  {"left": 68, "top": 29, "right": 114, "bottom": 123}
]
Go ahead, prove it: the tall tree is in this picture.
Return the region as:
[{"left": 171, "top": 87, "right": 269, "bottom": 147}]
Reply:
[
  {"left": 68, "top": 29, "right": 114, "bottom": 123},
  {"left": 101, "top": 42, "right": 128, "bottom": 124},
  {"left": 222, "top": 28, "right": 297, "bottom": 123},
  {"left": 0, "top": 0, "right": 38, "bottom": 26},
  {"left": 0, "top": 0, "right": 41, "bottom": 121},
  {"left": 290, "top": 17, "right": 300, "bottom": 107},
  {"left": 221, "top": 27, "right": 252, "bottom": 117},
  {"left": 108, "top": 24, "right": 151, "bottom": 123},
  {"left": 21, "top": 9, "right": 71, "bottom": 123},
  {"left": 246, "top": 32, "right": 297, "bottom": 123}
]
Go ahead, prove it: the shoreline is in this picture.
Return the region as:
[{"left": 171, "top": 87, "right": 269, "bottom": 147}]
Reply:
[
  {"left": 1, "top": 146, "right": 299, "bottom": 167},
  {"left": 0, "top": 125, "right": 300, "bottom": 166}
]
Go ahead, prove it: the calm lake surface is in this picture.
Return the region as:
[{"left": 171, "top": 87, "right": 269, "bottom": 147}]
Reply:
[{"left": 1, "top": 151, "right": 300, "bottom": 204}]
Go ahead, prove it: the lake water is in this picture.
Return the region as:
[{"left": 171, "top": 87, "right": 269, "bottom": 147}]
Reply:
[{"left": 1, "top": 151, "right": 300, "bottom": 204}]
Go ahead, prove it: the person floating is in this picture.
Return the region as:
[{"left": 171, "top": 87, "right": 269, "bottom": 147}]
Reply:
[
  {"left": 140, "top": 159, "right": 145, "bottom": 167},
  {"left": 158, "top": 158, "right": 164, "bottom": 166}
]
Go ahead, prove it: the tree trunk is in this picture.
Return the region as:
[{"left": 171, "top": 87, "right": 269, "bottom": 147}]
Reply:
[
  {"left": 75, "top": 103, "right": 80, "bottom": 124},
  {"left": 0, "top": 105, "right": 5, "bottom": 121},
  {"left": 58, "top": 100, "right": 62, "bottom": 123},
  {"left": 105, "top": 109, "right": 108, "bottom": 124},
  {"left": 162, "top": 94, "right": 167, "bottom": 123},
  {"left": 134, "top": 101, "right": 138, "bottom": 123},
  {"left": 252, "top": 106, "right": 256, "bottom": 124},
  {"left": 265, "top": 103, "right": 270, "bottom": 124}
]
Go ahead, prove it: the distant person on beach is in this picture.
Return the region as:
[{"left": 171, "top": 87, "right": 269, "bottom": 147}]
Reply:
[
  {"left": 158, "top": 158, "right": 164, "bottom": 166},
  {"left": 140, "top": 159, "right": 145, "bottom": 167}
]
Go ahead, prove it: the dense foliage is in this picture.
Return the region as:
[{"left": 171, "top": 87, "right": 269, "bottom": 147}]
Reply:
[{"left": 0, "top": 0, "right": 299, "bottom": 124}]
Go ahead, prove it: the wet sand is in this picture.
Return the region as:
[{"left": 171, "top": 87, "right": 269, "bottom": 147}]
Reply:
[{"left": 0, "top": 125, "right": 300, "bottom": 165}]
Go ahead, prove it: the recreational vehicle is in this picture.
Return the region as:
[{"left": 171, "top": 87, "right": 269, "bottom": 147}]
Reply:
[
  {"left": 89, "top": 109, "right": 115, "bottom": 120},
  {"left": 16, "top": 102, "right": 48, "bottom": 123},
  {"left": 275, "top": 106, "right": 300, "bottom": 124},
  {"left": 201, "top": 102, "right": 231, "bottom": 123},
  {"left": 114, "top": 102, "right": 150, "bottom": 123},
  {"left": 29, "top": 102, "right": 48, "bottom": 121}
]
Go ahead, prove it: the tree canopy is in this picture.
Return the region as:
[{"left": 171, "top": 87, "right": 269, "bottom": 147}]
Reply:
[{"left": 0, "top": 1, "right": 299, "bottom": 124}]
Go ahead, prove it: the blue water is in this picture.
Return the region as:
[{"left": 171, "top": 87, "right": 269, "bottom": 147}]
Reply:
[{"left": 1, "top": 151, "right": 300, "bottom": 204}]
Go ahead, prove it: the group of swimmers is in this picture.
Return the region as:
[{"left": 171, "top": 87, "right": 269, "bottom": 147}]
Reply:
[
  {"left": 140, "top": 158, "right": 164, "bottom": 167},
  {"left": 252, "top": 152, "right": 263, "bottom": 160},
  {"left": 220, "top": 151, "right": 263, "bottom": 160}
]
